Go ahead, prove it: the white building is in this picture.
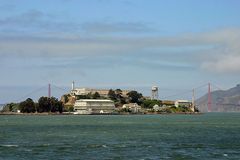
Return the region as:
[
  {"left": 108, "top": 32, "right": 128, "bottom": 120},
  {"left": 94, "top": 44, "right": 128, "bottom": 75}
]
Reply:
[
  {"left": 175, "top": 100, "right": 195, "bottom": 112},
  {"left": 71, "top": 88, "right": 130, "bottom": 97},
  {"left": 153, "top": 104, "right": 160, "bottom": 111},
  {"left": 122, "top": 103, "right": 141, "bottom": 113},
  {"left": 74, "top": 99, "right": 115, "bottom": 114},
  {"left": 70, "top": 82, "right": 130, "bottom": 97},
  {"left": 71, "top": 88, "right": 91, "bottom": 96},
  {"left": 175, "top": 100, "right": 191, "bottom": 108}
]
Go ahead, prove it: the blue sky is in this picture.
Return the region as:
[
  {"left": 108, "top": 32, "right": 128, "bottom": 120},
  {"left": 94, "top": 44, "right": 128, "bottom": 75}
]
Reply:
[{"left": 1, "top": 0, "right": 240, "bottom": 103}]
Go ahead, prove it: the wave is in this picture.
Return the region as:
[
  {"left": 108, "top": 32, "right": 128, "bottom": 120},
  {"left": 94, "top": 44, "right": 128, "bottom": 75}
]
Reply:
[{"left": 0, "top": 144, "right": 19, "bottom": 147}]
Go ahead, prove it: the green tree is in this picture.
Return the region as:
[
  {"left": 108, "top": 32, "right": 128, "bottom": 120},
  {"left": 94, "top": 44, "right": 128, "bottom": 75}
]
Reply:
[
  {"left": 51, "top": 97, "right": 63, "bottom": 112},
  {"left": 108, "top": 89, "right": 117, "bottom": 101},
  {"left": 2, "top": 103, "right": 17, "bottom": 112},
  {"left": 115, "top": 89, "right": 122, "bottom": 96},
  {"left": 76, "top": 93, "right": 92, "bottom": 100},
  {"left": 76, "top": 95, "right": 88, "bottom": 100},
  {"left": 63, "top": 94, "right": 69, "bottom": 103},
  {"left": 68, "top": 106, "right": 74, "bottom": 112},
  {"left": 127, "top": 91, "right": 143, "bottom": 104},
  {"left": 194, "top": 107, "right": 200, "bottom": 112},
  {"left": 142, "top": 99, "right": 162, "bottom": 109},
  {"left": 38, "top": 96, "right": 63, "bottom": 113},
  {"left": 115, "top": 89, "right": 122, "bottom": 99},
  {"left": 9, "top": 104, "right": 13, "bottom": 112},
  {"left": 50, "top": 97, "right": 58, "bottom": 112},
  {"left": 19, "top": 98, "right": 36, "bottom": 113},
  {"left": 38, "top": 97, "right": 51, "bottom": 112},
  {"left": 93, "top": 92, "right": 101, "bottom": 99}
]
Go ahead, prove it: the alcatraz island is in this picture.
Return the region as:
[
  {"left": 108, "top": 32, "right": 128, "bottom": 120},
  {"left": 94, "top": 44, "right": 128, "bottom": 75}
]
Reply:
[{"left": 1, "top": 82, "right": 199, "bottom": 115}]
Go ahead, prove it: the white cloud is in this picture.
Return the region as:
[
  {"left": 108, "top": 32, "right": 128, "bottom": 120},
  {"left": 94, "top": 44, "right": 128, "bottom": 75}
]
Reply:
[
  {"left": 199, "top": 28, "right": 240, "bottom": 73},
  {"left": 201, "top": 55, "right": 240, "bottom": 73},
  {"left": 0, "top": 27, "right": 240, "bottom": 73}
]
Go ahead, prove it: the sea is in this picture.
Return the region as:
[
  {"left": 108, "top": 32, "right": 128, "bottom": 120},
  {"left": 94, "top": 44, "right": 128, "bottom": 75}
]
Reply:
[{"left": 0, "top": 113, "right": 240, "bottom": 160}]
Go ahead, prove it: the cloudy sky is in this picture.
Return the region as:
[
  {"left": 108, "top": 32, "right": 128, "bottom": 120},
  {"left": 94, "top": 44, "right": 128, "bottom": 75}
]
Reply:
[{"left": 1, "top": 0, "right": 240, "bottom": 103}]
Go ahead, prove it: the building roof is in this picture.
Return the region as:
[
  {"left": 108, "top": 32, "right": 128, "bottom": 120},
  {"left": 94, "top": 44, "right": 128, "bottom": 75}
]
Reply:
[
  {"left": 175, "top": 100, "right": 190, "bottom": 103},
  {"left": 76, "top": 99, "right": 113, "bottom": 102},
  {"left": 73, "top": 88, "right": 130, "bottom": 92},
  {"left": 122, "top": 103, "right": 140, "bottom": 108}
]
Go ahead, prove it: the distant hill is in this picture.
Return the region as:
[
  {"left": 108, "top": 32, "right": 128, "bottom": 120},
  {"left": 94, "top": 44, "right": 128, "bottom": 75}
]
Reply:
[{"left": 196, "top": 84, "right": 240, "bottom": 112}]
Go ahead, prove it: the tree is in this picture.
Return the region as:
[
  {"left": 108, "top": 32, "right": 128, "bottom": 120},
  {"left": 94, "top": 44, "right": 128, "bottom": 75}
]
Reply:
[
  {"left": 115, "top": 89, "right": 122, "bottom": 96},
  {"left": 2, "top": 103, "right": 17, "bottom": 112},
  {"left": 68, "top": 106, "right": 74, "bottom": 112},
  {"left": 115, "top": 89, "right": 123, "bottom": 99},
  {"left": 50, "top": 97, "right": 58, "bottom": 112},
  {"left": 114, "top": 89, "right": 126, "bottom": 104},
  {"left": 108, "top": 89, "right": 117, "bottom": 101},
  {"left": 76, "top": 93, "right": 92, "bottom": 100},
  {"left": 93, "top": 92, "right": 100, "bottom": 99},
  {"left": 127, "top": 91, "right": 143, "bottom": 104},
  {"left": 19, "top": 98, "right": 36, "bottom": 113},
  {"left": 194, "top": 107, "right": 200, "bottom": 112},
  {"left": 63, "top": 94, "right": 69, "bottom": 103},
  {"left": 9, "top": 104, "right": 13, "bottom": 112},
  {"left": 50, "top": 97, "right": 63, "bottom": 113},
  {"left": 76, "top": 95, "right": 88, "bottom": 100},
  {"left": 38, "top": 97, "right": 51, "bottom": 112},
  {"left": 142, "top": 99, "right": 162, "bottom": 109},
  {"left": 37, "top": 96, "right": 63, "bottom": 113}
]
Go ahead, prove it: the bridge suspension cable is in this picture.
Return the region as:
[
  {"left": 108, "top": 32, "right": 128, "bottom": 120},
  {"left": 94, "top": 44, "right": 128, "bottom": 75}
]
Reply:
[
  {"left": 14, "top": 85, "right": 48, "bottom": 103},
  {"left": 161, "top": 89, "right": 192, "bottom": 100},
  {"left": 51, "top": 84, "right": 69, "bottom": 92},
  {"left": 161, "top": 83, "right": 208, "bottom": 100}
]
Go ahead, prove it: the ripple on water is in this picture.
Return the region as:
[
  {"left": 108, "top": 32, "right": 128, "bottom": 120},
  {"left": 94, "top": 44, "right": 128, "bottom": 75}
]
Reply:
[
  {"left": 0, "top": 144, "right": 19, "bottom": 147},
  {"left": 102, "top": 145, "right": 107, "bottom": 148},
  {"left": 223, "top": 154, "right": 230, "bottom": 158}
]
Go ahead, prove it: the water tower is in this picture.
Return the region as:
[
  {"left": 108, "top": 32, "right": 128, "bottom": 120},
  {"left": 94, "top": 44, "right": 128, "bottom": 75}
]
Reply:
[{"left": 151, "top": 86, "right": 159, "bottom": 100}]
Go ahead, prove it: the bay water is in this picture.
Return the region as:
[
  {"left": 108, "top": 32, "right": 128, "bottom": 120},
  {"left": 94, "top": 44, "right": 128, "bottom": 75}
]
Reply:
[{"left": 0, "top": 113, "right": 240, "bottom": 159}]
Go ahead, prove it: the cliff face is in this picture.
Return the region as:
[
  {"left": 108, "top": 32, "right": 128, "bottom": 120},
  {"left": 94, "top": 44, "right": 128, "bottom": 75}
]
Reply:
[
  {"left": 196, "top": 84, "right": 240, "bottom": 112},
  {"left": 60, "top": 95, "right": 76, "bottom": 106}
]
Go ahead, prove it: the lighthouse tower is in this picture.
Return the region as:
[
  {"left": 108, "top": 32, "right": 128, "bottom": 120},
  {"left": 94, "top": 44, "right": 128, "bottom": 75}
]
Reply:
[{"left": 72, "top": 81, "right": 75, "bottom": 90}]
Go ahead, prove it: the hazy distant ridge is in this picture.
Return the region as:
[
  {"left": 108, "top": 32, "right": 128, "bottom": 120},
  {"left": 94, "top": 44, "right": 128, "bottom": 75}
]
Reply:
[{"left": 197, "top": 84, "right": 240, "bottom": 112}]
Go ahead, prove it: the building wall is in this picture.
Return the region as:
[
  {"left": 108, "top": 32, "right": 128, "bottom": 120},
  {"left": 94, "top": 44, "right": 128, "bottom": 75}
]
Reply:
[
  {"left": 74, "top": 99, "right": 115, "bottom": 114},
  {"left": 71, "top": 88, "right": 130, "bottom": 97},
  {"left": 175, "top": 100, "right": 191, "bottom": 108},
  {"left": 122, "top": 103, "right": 141, "bottom": 113}
]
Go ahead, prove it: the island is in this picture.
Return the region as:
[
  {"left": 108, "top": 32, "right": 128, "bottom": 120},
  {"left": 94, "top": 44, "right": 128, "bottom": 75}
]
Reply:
[{"left": 1, "top": 85, "right": 199, "bottom": 115}]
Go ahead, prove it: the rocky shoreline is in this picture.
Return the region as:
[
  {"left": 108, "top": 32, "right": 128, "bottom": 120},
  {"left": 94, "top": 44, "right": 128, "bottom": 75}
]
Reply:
[{"left": 0, "top": 112, "right": 202, "bottom": 116}]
